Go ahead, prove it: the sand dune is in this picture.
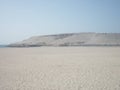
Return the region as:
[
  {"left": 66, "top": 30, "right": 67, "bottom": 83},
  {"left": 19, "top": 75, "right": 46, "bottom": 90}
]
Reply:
[
  {"left": 0, "top": 47, "right": 120, "bottom": 90},
  {"left": 9, "top": 33, "right": 120, "bottom": 47}
]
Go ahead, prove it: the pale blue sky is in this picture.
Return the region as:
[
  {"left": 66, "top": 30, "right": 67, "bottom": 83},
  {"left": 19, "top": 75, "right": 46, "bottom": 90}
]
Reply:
[{"left": 0, "top": 0, "right": 120, "bottom": 44}]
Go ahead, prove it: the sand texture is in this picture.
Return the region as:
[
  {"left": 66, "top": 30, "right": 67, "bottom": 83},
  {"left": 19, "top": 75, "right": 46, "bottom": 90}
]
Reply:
[{"left": 0, "top": 47, "right": 120, "bottom": 90}]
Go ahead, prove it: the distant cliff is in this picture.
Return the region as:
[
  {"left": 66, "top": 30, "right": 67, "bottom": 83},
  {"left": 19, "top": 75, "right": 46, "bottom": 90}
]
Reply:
[{"left": 8, "top": 33, "right": 120, "bottom": 47}]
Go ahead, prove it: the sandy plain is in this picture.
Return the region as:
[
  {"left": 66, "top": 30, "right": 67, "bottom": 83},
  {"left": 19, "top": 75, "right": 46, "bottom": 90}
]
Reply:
[{"left": 0, "top": 47, "right": 120, "bottom": 90}]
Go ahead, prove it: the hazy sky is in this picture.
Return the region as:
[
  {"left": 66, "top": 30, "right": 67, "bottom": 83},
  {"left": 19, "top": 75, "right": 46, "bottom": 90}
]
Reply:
[{"left": 0, "top": 0, "right": 120, "bottom": 44}]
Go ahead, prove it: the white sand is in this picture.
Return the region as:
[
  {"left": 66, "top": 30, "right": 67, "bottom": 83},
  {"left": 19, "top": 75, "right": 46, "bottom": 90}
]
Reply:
[{"left": 0, "top": 47, "right": 120, "bottom": 90}]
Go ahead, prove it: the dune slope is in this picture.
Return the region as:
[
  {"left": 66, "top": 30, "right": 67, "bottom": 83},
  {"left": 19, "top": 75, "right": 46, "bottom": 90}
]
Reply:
[{"left": 9, "top": 33, "right": 120, "bottom": 47}]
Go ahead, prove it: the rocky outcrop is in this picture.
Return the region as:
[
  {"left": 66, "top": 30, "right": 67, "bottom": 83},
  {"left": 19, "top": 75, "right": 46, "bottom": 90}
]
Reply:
[{"left": 8, "top": 33, "right": 120, "bottom": 47}]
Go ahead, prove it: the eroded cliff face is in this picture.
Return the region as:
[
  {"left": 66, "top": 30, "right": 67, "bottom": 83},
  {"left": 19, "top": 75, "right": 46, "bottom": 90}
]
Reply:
[{"left": 8, "top": 33, "right": 120, "bottom": 47}]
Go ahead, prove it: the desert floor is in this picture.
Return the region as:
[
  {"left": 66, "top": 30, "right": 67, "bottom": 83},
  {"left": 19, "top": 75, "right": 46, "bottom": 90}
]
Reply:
[{"left": 0, "top": 47, "right": 120, "bottom": 90}]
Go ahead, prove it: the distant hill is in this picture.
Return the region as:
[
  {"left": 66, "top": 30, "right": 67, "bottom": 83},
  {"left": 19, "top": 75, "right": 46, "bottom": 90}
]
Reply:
[
  {"left": 8, "top": 32, "right": 120, "bottom": 47},
  {"left": 0, "top": 45, "right": 7, "bottom": 48}
]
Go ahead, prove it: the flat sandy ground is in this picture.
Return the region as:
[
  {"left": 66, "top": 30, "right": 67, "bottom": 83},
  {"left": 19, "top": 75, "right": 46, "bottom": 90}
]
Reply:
[{"left": 0, "top": 47, "right": 120, "bottom": 90}]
